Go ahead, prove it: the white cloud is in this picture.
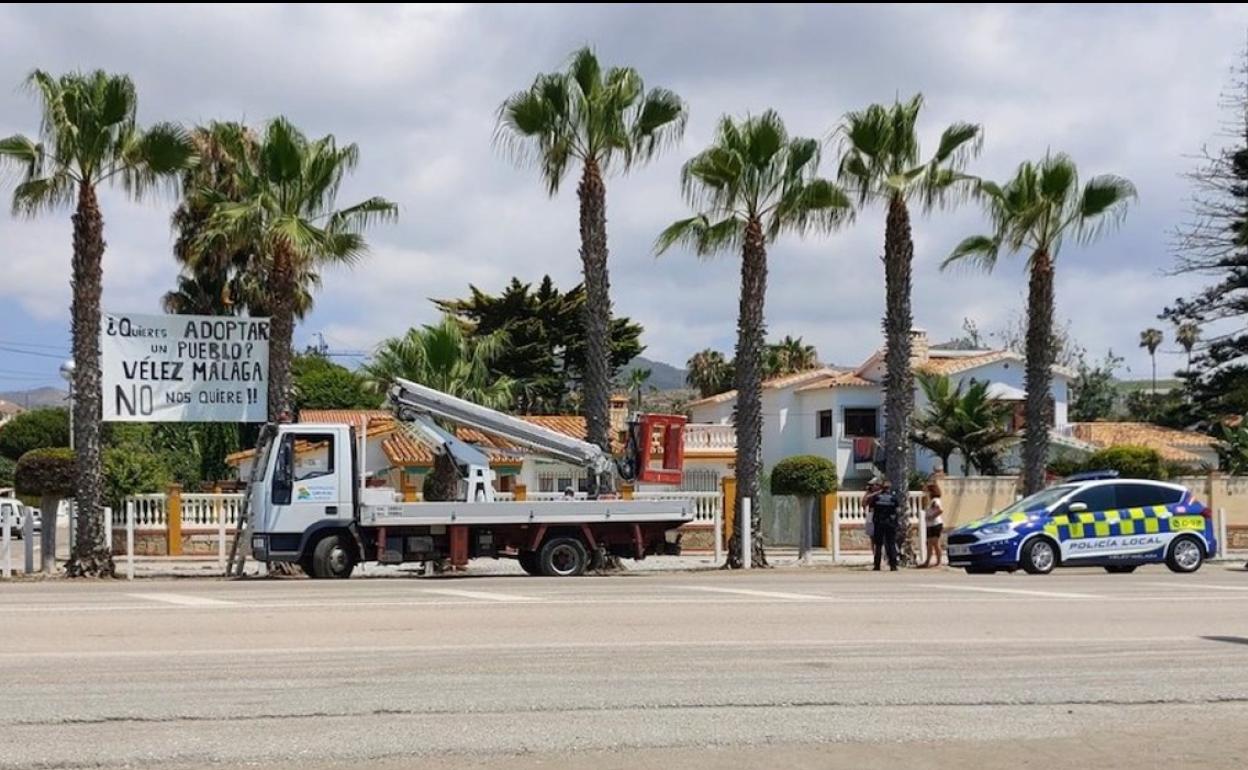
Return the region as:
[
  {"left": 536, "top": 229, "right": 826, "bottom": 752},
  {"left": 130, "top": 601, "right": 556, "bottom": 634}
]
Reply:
[{"left": 2, "top": 3, "right": 1246, "bottom": 386}]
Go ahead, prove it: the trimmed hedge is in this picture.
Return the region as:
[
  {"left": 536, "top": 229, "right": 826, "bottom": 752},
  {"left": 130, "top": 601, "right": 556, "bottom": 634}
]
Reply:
[
  {"left": 770, "top": 455, "right": 838, "bottom": 497},
  {"left": 1083, "top": 445, "right": 1166, "bottom": 480},
  {"left": 0, "top": 408, "right": 69, "bottom": 461},
  {"left": 14, "top": 447, "right": 75, "bottom": 497}
]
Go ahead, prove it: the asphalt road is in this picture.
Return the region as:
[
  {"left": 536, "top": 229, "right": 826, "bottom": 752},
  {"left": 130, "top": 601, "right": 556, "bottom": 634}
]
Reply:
[{"left": 2, "top": 564, "right": 1248, "bottom": 769}]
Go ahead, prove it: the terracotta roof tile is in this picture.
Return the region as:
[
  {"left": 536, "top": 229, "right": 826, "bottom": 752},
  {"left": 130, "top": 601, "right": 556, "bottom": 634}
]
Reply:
[
  {"left": 688, "top": 368, "right": 844, "bottom": 407},
  {"left": 794, "top": 372, "right": 875, "bottom": 392},
  {"left": 1069, "top": 421, "right": 1218, "bottom": 463},
  {"left": 381, "top": 432, "right": 520, "bottom": 467},
  {"left": 298, "top": 409, "right": 393, "bottom": 430}
]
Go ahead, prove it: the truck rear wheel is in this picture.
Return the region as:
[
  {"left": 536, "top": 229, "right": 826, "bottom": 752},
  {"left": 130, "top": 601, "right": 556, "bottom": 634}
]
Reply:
[
  {"left": 517, "top": 551, "right": 541, "bottom": 576},
  {"left": 310, "top": 533, "right": 356, "bottom": 579},
  {"left": 538, "top": 537, "right": 588, "bottom": 577}
]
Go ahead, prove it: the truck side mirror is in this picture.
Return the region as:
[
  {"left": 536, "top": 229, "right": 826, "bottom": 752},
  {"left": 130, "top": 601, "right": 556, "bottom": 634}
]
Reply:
[{"left": 272, "top": 437, "right": 294, "bottom": 506}]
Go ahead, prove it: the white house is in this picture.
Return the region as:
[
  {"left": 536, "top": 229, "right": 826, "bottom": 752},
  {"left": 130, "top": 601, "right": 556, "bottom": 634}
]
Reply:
[
  {"left": 0, "top": 399, "right": 23, "bottom": 428},
  {"left": 687, "top": 329, "right": 1079, "bottom": 485}
]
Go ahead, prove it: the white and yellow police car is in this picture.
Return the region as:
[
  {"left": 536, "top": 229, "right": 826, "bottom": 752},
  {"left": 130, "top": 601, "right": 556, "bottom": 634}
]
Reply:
[{"left": 946, "top": 473, "right": 1217, "bottom": 575}]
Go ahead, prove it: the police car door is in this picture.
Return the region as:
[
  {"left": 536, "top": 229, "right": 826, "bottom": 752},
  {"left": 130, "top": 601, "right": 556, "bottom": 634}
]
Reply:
[
  {"left": 1052, "top": 483, "right": 1117, "bottom": 563},
  {"left": 1113, "top": 482, "right": 1188, "bottom": 561}
]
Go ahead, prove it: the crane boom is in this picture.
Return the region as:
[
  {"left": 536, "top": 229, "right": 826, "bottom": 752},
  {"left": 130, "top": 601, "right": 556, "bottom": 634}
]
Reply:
[{"left": 387, "top": 378, "right": 617, "bottom": 493}]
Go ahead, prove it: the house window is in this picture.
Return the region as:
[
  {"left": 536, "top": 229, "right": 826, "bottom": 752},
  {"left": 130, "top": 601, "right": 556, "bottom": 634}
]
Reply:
[
  {"left": 817, "top": 410, "right": 834, "bottom": 439},
  {"left": 844, "top": 408, "right": 878, "bottom": 438}
]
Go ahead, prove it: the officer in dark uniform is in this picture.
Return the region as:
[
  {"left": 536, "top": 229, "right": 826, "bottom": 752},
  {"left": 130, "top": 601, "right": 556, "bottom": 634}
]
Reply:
[{"left": 871, "top": 479, "right": 900, "bottom": 571}]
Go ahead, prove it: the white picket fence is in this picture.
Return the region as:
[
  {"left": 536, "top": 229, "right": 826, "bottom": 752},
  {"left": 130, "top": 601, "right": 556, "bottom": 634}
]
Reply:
[
  {"left": 836, "top": 491, "right": 926, "bottom": 524},
  {"left": 113, "top": 493, "right": 243, "bottom": 530}
]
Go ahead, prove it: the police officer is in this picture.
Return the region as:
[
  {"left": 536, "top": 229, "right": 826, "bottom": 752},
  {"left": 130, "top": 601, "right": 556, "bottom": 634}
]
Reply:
[{"left": 871, "top": 479, "right": 900, "bottom": 571}]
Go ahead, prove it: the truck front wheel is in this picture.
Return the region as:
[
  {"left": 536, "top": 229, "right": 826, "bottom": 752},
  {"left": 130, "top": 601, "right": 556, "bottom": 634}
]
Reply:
[
  {"left": 310, "top": 533, "right": 356, "bottom": 579},
  {"left": 538, "top": 537, "right": 588, "bottom": 577}
]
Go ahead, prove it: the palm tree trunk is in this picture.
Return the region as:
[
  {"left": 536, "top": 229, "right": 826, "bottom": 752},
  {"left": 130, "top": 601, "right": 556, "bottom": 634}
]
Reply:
[
  {"left": 1151, "top": 355, "right": 1157, "bottom": 395},
  {"left": 65, "top": 181, "right": 113, "bottom": 578},
  {"left": 1022, "top": 249, "right": 1056, "bottom": 495},
  {"left": 882, "top": 194, "right": 915, "bottom": 565},
  {"left": 729, "top": 216, "right": 768, "bottom": 569},
  {"left": 268, "top": 241, "right": 296, "bottom": 422},
  {"left": 577, "top": 158, "right": 613, "bottom": 481}
]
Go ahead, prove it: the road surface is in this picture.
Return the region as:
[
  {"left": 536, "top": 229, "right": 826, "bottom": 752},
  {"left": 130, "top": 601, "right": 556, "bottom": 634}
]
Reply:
[{"left": 2, "top": 565, "right": 1247, "bottom": 769}]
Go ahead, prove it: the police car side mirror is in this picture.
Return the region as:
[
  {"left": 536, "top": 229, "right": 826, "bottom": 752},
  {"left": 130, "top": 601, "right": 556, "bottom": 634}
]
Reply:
[{"left": 1067, "top": 502, "right": 1088, "bottom": 514}]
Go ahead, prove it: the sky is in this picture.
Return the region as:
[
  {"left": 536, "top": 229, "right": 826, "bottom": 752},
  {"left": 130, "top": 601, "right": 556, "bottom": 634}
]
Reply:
[{"left": 2, "top": 3, "right": 1246, "bottom": 393}]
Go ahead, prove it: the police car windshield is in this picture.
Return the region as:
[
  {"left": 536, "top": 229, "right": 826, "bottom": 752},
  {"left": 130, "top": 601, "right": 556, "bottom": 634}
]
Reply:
[{"left": 997, "top": 485, "right": 1077, "bottom": 517}]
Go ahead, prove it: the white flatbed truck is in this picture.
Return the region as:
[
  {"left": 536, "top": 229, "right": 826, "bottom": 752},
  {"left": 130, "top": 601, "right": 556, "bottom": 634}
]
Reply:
[{"left": 245, "top": 378, "right": 692, "bottom": 578}]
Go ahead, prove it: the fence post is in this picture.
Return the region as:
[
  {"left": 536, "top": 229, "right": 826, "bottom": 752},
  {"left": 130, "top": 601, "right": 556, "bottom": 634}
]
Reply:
[
  {"left": 741, "top": 497, "right": 752, "bottom": 570},
  {"left": 126, "top": 499, "right": 135, "bottom": 581},
  {"left": 104, "top": 505, "right": 112, "bottom": 555},
  {"left": 713, "top": 499, "right": 723, "bottom": 565},
  {"left": 23, "top": 503, "right": 33, "bottom": 574},
  {"left": 721, "top": 476, "right": 736, "bottom": 552},
  {"left": 2, "top": 505, "right": 11, "bottom": 579},
  {"left": 621, "top": 483, "right": 634, "bottom": 501},
  {"left": 916, "top": 494, "right": 927, "bottom": 565},
  {"left": 217, "top": 495, "right": 227, "bottom": 572},
  {"left": 167, "top": 483, "right": 183, "bottom": 556},
  {"left": 831, "top": 495, "right": 841, "bottom": 563},
  {"left": 1219, "top": 507, "right": 1228, "bottom": 558},
  {"left": 514, "top": 483, "right": 527, "bottom": 502}
]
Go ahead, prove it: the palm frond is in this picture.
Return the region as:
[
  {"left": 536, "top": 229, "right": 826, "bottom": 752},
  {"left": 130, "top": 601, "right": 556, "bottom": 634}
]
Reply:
[{"left": 942, "top": 234, "right": 1001, "bottom": 272}]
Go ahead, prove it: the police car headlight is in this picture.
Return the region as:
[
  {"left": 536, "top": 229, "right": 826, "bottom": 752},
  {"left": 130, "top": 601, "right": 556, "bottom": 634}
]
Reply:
[{"left": 978, "top": 522, "right": 1014, "bottom": 537}]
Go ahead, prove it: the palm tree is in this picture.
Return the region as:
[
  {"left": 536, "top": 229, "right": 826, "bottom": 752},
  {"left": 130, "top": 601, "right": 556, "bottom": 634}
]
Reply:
[
  {"left": 913, "top": 372, "right": 1013, "bottom": 475},
  {"left": 363, "top": 315, "right": 514, "bottom": 501},
  {"left": 837, "top": 95, "right": 981, "bottom": 561},
  {"left": 686, "top": 349, "right": 733, "bottom": 398},
  {"left": 624, "top": 367, "right": 653, "bottom": 412},
  {"left": 0, "top": 71, "right": 193, "bottom": 577},
  {"left": 766, "top": 335, "right": 819, "bottom": 376},
  {"left": 196, "top": 118, "right": 397, "bottom": 422},
  {"left": 1139, "top": 328, "right": 1164, "bottom": 394},
  {"left": 497, "top": 47, "right": 687, "bottom": 475},
  {"left": 944, "top": 154, "right": 1135, "bottom": 494},
  {"left": 168, "top": 122, "right": 322, "bottom": 320},
  {"left": 1175, "top": 322, "right": 1200, "bottom": 373},
  {"left": 657, "top": 111, "right": 853, "bottom": 567}
]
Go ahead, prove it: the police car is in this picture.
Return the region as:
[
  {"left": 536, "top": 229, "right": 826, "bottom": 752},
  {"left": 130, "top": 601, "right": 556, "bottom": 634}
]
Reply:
[{"left": 946, "top": 473, "right": 1217, "bottom": 575}]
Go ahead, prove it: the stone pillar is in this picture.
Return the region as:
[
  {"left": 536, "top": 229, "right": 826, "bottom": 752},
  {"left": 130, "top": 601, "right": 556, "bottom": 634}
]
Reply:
[{"left": 721, "top": 476, "right": 737, "bottom": 546}]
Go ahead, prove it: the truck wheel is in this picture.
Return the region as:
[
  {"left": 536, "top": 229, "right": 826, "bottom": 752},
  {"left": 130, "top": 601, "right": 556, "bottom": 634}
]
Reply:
[
  {"left": 538, "top": 537, "right": 588, "bottom": 577},
  {"left": 1166, "top": 535, "right": 1204, "bottom": 573},
  {"left": 517, "top": 551, "right": 541, "bottom": 576},
  {"left": 1020, "top": 538, "right": 1057, "bottom": 575},
  {"left": 310, "top": 534, "right": 356, "bottom": 579}
]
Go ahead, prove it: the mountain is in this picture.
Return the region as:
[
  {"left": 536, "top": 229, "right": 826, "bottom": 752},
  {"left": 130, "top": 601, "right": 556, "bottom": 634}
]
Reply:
[
  {"left": 0, "top": 387, "right": 68, "bottom": 409},
  {"left": 619, "top": 356, "right": 687, "bottom": 391}
]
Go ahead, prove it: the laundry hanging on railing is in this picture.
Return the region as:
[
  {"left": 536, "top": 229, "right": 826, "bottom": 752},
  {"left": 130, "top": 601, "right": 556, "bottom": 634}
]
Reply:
[{"left": 852, "top": 437, "right": 877, "bottom": 470}]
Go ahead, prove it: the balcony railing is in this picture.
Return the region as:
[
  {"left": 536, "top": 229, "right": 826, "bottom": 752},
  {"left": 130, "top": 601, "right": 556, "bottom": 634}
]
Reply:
[{"left": 683, "top": 423, "right": 735, "bottom": 451}]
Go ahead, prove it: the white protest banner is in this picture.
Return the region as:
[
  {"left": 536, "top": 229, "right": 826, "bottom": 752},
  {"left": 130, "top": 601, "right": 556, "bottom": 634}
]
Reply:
[{"left": 102, "top": 312, "right": 269, "bottom": 423}]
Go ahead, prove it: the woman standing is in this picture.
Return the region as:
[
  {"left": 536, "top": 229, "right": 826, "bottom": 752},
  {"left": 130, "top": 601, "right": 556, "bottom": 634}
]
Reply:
[{"left": 922, "top": 474, "right": 945, "bottom": 568}]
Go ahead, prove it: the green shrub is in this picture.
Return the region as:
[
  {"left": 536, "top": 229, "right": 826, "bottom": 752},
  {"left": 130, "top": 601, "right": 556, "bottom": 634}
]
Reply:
[
  {"left": 102, "top": 446, "right": 172, "bottom": 511},
  {"left": 770, "top": 455, "right": 838, "bottom": 497},
  {"left": 1047, "top": 456, "right": 1085, "bottom": 478},
  {"left": 14, "top": 447, "right": 76, "bottom": 497},
  {"left": 0, "top": 408, "right": 69, "bottom": 461},
  {"left": 1083, "top": 445, "right": 1167, "bottom": 480},
  {"left": 0, "top": 455, "right": 15, "bottom": 488}
]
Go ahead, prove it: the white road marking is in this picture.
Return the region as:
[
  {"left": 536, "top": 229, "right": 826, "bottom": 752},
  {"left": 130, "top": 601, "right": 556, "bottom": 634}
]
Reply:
[
  {"left": 681, "top": 586, "right": 834, "bottom": 601},
  {"left": 126, "top": 592, "right": 236, "bottom": 607},
  {"left": 1141, "top": 581, "right": 1248, "bottom": 592},
  {"left": 919, "top": 584, "right": 1099, "bottom": 600},
  {"left": 422, "top": 588, "right": 538, "bottom": 602},
  {"left": 0, "top": 635, "right": 1204, "bottom": 662}
]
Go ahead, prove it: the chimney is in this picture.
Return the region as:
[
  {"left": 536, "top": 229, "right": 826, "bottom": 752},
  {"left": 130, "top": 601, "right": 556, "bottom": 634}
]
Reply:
[
  {"left": 609, "top": 394, "right": 630, "bottom": 437},
  {"left": 909, "top": 328, "right": 929, "bottom": 366}
]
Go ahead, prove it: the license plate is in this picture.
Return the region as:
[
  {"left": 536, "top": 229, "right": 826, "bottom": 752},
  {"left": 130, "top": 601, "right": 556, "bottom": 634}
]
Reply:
[{"left": 948, "top": 544, "right": 972, "bottom": 557}]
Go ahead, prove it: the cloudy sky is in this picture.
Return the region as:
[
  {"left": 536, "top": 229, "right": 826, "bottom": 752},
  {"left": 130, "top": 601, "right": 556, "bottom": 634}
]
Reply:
[{"left": 2, "top": 3, "right": 1246, "bottom": 392}]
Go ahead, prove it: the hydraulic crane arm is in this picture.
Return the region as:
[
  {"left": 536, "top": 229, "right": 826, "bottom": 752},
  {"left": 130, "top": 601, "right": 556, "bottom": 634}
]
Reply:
[{"left": 387, "top": 378, "right": 617, "bottom": 495}]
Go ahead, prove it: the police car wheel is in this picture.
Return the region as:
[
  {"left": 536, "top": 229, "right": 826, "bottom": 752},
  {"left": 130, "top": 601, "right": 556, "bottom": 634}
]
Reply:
[
  {"left": 1104, "top": 565, "right": 1137, "bottom": 574},
  {"left": 1021, "top": 538, "right": 1057, "bottom": 575},
  {"left": 1165, "top": 536, "right": 1204, "bottom": 574}
]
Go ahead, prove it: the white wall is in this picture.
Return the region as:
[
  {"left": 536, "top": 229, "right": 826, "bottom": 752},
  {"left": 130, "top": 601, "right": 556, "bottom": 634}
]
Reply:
[{"left": 688, "top": 400, "right": 734, "bottom": 424}]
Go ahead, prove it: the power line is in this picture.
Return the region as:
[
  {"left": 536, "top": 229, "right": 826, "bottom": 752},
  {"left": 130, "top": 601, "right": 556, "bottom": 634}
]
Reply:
[
  {"left": 0, "top": 339, "right": 69, "bottom": 352},
  {"left": 0, "top": 345, "right": 68, "bottom": 360}
]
